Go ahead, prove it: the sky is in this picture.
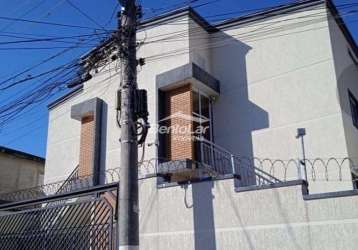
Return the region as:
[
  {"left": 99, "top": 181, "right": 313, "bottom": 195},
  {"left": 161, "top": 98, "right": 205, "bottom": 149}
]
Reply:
[{"left": 0, "top": 0, "right": 355, "bottom": 158}]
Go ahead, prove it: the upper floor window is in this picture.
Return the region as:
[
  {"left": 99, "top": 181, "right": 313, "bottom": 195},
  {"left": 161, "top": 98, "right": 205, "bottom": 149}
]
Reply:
[
  {"left": 349, "top": 90, "right": 358, "bottom": 129},
  {"left": 192, "top": 91, "right": 212, "bottom": 141}
]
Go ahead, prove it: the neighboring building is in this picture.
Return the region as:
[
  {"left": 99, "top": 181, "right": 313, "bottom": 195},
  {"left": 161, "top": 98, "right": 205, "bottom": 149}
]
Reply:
[
  {"left": 3, "top": 0, "right": 358, "bottom": 249},
  {"left": 0, "top": 146, "right": 44, "bottom": 194}
]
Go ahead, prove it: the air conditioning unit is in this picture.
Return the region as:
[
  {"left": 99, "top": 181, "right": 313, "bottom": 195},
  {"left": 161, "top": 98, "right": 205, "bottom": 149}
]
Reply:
[{"left": 157, "top": 159, "right": 201, "bottom": 183}]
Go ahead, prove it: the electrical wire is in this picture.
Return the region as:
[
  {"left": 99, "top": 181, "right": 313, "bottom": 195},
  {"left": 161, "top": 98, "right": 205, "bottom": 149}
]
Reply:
[
  {"left": 0, "top": 46, "right": 119, "bottom": 125},
  {"left": 1, "top": 64, "right": 120, "bottom": 141},
  {"left": 0, "top": 34, "right": 108, "bottom": 88},
  {"left": 0, "top": 34, "right": 113, "bottom": 124},
  {"left": 0, "top": 0, "right": 47, "bottom": 32},
  {"left": 105, "top": 2, "right": 120, "bottom": 28},
  {"left": 0, "top": 15, "right": 114, "bottom": 31},
  {"left": 2, "top": 0, "right": 357, "bottom": 145},
  {"left": 65, "top": 0, "right": 107, "bottom": 31},
  {"left": 140, "top": 3, "right": 358, "bottom": 63}
]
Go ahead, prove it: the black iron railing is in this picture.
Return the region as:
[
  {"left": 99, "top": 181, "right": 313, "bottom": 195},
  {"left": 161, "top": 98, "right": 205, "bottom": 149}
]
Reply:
[
  {"left": 194, "top": 138, "right": 282, "bottom": 185},
  {"left": 0, "top": 168, "right": 120, "bottom": 203},
  {"left": 1, "top": 155, "right": 357, "bottom": 204},
  {"left": 55, "top": 165, "right": 80, "bottom": 194}
]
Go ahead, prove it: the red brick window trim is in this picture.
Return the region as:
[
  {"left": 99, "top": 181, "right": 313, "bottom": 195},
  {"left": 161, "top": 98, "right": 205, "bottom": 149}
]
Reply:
[{"left": 79, "top": 115, "right": 95, "bottom": 177}]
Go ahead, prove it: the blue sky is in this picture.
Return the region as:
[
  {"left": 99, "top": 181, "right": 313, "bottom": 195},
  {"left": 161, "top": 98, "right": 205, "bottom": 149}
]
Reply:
[{"left": 0, "top": 0, "right": 354, "bottom": 158}]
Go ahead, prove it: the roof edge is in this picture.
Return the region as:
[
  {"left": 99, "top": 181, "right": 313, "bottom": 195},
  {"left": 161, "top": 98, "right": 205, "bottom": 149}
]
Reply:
[
  {"left": 213, "top": 0, "right": 325, "bottom": 30},
  {"left": 53, "top": 0, "right": 358, "bottom": 111},
  {"left": 47, "top": 85, "right": 83, "bottom": 110},
  {"left": 325, "top": 0, "right": 358, "bottom": 58},
  {"left": 138, "top": 7, "right": 216, "bottom": 33},
  {"left": 0, "top": 146, "right": 45, "bottom": 163}
]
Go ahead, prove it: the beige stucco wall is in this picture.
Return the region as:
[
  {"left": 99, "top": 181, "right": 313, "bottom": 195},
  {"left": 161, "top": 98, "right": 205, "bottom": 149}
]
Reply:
[
  {"left": 210, "top": 3, "right": 353, "bottom": 193},
  {"left": 40, "top": 4, "right": 358, "bottom": 249},
  {"left": 0, "top": 153, "right": 44, "bottom": 193},
  {"left": 327, "top": 7, "right": 358, "bottom": 176},
  {"left": 45, "top": 3, "right": 357, "bottom": 193},
  {"left": 45, "top": 15, "right": 191, "bottom": 183},
  {"left": 139, "top": 178, "right": 358, "bottom": 250}
]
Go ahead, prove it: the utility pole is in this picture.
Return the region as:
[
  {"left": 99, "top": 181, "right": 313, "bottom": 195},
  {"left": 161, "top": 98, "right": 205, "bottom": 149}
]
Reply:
[{"left": 117, "top": 0, "right": 139, "bottom": 249}]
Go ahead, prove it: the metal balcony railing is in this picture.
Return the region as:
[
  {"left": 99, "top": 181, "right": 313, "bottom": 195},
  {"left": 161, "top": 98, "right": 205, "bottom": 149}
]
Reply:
[{"left": 194, "top": 137, "right": 283, "bottom": 185}]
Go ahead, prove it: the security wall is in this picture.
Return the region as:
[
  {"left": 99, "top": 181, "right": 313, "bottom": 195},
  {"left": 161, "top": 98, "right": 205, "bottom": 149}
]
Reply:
[{"left": 139, "top": 178, "right": 358, "bottom": 250}]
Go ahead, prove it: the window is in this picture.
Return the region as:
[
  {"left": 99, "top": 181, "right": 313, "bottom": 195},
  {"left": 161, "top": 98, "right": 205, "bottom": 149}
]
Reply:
[
  {"left": 192, "top": 91, "right": 212, "bottom": 141},
  {"left": 349, "top": 90, "right": 358, "bottom": 129},
  {"left": 352, "top": 173, "right": 358, "bottom": 190}
]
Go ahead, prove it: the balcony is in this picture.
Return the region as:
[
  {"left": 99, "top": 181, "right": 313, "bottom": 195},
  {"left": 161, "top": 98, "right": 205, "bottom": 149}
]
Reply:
[{"left": 156, "top": 137, "right": 283, "bottom": 186}]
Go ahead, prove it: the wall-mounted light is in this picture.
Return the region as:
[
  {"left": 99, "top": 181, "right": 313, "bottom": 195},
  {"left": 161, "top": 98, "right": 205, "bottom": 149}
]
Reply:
[{"left": 296, "top": 128, "right": 308, "bottom": 182}]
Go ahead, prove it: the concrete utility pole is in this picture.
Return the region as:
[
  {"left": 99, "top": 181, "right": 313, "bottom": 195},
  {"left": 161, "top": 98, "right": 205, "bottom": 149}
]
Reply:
[{"left": 117, "top": 0, "right": 139, "bottom": 249}]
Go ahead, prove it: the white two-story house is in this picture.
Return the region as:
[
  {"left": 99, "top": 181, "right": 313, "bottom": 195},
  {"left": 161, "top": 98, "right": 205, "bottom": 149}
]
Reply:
[
  {"left": 41, "top": 0, "right": 358, "bottom": 248},
  {"left": 46, "top": 0, "right": 358, "bottom": 193}
]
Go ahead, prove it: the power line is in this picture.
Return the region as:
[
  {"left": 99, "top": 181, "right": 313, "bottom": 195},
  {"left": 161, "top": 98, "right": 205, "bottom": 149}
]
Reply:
[
  {"left": 65, "top": 0, "right": 107, "bottom": 31},
  {"left": 0, "top": 63, "right": 119, "bottom": 141},
  {"left": 0, "top": 30, "right": 111, "bottom": 48},
  {"left": 0, "top": 35, "right": 105, "bottom": 88},
  {"left": 105, "top": 2, "right": 120, "bottom": 27},
  {"left": 0, "top": 36, "right": 106, "bottom": 46},
  {"left": 141, "top": 2, "right": 358, "bottom": 50},
  {"left": 2, "top": 0, "right": 356, "bottom": 146},
  {"left": 143, "top": 0, "right": 218, "bottom": 17},
  {"left": 0, "top": 15, "right": 114, "bottom": 31},
  {"left": 138, "top": 12, "right": 358, "bottom": 68},
  {"left": 0, "top": 41, "right": 118, "bottom": 127},
  {"left": 0, "top": 37, "right": 114, "bottom": 124},
  {"left": 137, "top": 2, "right": 318, "bottom": 43},
  {"left": 0, "top": 0, "right": 346, "bottom": 95},
  {"left": 0, "top": 45, "right": 96, "bottom": 50},
  {"left": 0, "top": 60, "right": 79, "bottom": 91},
  {"left": 0, "top": 0, "right": 47, "bottom": 32}
]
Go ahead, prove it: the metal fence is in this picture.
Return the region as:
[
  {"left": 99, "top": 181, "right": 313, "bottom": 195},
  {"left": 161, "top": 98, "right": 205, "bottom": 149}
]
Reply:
[
  {"left": 0, "top": 156, "right": 356, "bottom": 249},
  {"left": 0, "top": 168, "right": 120, "bottom": 203},
  {"left": 190, "top": 138, "right": 358, "bottom": 186},
  {"left": 241, "top": 157, "right": 358, "bottom": 182},
  {"left": 0, "top": 195, "right": 115, "bottom": 249},
  {"left": 1, "top": 154, "right": 356, "bottom": 204},
  {"left": 138, "top": 155, "right": 358, "bottom": 185}
]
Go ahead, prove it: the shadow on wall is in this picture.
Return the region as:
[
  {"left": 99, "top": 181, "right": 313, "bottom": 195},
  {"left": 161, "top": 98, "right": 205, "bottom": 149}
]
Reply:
[
  {"left": 190, "top": 181, "right": 216, "bottom": 250},
  {"left": 336, "top": 65, "right": 358, "bottom": 154},
  {"left": 210, "top": 31, "right": 269, "bottom": 186},
  {"left": 334, "top": 65, "right": 358, "bottom": 189},
  {"left": 272, "top": 188, "right": 309, "bottom": 250},
  {"left": 99, "top": 101, "right": 108, "bottom": 185},
  {"left": 328, "top": 14, "right": 358, "bottom": 187}
]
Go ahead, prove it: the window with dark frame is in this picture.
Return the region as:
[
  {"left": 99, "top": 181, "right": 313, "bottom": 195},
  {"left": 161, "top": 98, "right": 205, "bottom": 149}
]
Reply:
[
  {"left": 352, "top": 173, "right": 358, "bottom": 190},
  {"left": 349, "top": 90, "right": 358, "bottom": 129},
  {"left": 192, "top": 91, "right": 212, "bottom": 141},
  {"left": 157, "top": 88, "right": 214, "bottom": 185}
]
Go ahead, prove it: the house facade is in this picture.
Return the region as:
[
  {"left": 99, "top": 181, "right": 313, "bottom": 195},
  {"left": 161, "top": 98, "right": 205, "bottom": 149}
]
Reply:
[
  {"left": 38, "top": 0, "right": 358, "bottom": 248},
  {"left": 46, "top": 0, "right": 358, "bottom": 193},
  {"left": 0, "top": 146, "right": 44, "bottom": 196}
]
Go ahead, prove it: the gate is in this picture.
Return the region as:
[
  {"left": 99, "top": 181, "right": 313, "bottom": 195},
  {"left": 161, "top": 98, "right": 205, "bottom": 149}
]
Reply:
[{"left": 0, "top": 185, "right": 117, "bottom": 250}]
